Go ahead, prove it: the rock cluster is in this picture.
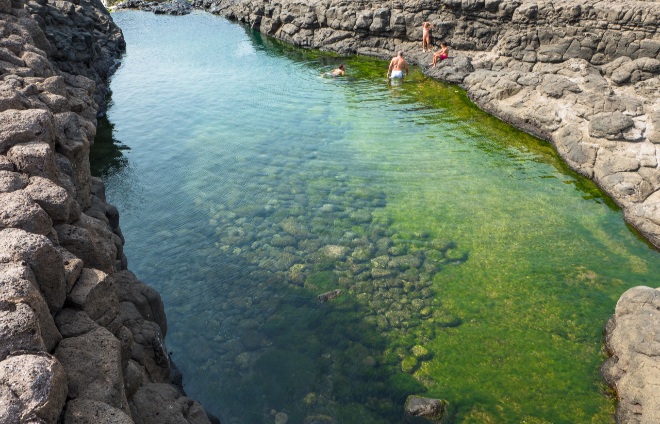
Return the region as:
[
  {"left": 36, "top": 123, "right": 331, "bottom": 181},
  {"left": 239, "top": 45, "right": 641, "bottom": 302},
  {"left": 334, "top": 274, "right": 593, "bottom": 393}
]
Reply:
[
  {"left": 115, "top": 0, "right": 192, "bottom": 16},
  {"left": 188, "top": 0, "right": 660, "bottom": 421},
  {"left": 0, "top": 0, "right": 212, "bottom": 422}
]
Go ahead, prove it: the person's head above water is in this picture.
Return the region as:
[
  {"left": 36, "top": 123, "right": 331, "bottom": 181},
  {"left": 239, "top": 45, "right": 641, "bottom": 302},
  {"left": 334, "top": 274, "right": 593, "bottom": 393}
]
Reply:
[{"left": 338, "top": 64, "right": 345, "bottom": 70}]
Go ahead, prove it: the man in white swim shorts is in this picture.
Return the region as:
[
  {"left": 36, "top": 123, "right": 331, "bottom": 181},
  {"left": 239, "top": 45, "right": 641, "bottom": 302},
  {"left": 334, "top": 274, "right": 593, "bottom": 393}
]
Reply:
[{"left": 387, "top": 51, "right": 409, "bottom": 80}]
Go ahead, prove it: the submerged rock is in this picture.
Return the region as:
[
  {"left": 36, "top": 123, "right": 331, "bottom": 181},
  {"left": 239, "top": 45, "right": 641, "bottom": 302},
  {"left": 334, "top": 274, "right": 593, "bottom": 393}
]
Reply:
[
  {"left": 404, "top": 396, "right": 448, "bottom": 424},
  {"left": 317, "top": 289, "right": 342, "bottom": 303}
]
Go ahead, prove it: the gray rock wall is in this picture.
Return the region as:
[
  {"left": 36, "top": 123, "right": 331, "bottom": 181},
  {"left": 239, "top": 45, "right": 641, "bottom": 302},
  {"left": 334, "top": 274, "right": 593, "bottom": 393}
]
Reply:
[
  {"left": 190, "top": 0, "right": 660, "bottom": 422},
  {"left": 0, "top": 1, "right": 212, "bottom": 423}
]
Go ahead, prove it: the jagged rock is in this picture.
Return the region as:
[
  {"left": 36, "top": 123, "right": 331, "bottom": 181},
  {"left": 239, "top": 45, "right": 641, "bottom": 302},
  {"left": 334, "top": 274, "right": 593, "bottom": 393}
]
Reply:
[
  {"left": 55, "top": 326, "right": 130, "bottom": 415},
  {"left": 0, "top": 108, "right": 55, "bottom": 153},
  {"left": 0, "top": 262, "right": 62, "bottom": 352},
  {"left": 0, "top": 302, "right": 46, "bottom": 360},
  {"left": 114, "top": 269, "right": 167, "bottom": 335},
  {"left": 130, "top": 383, "right": 212, "bottom": 424},
  {"left": 0, "top": 228, "right": 66, "bottom": 313},
  {"left": 0, "top": 156, "right": 15, "bottom": 171},
  {"left": 0, "top": 170, "right": 28, "bottom": 192},
  {"left": 55, "top": 213, "right": 117, "bottom": 274},
  {"left": 0, "top": 189, "right": 52, "bottom": 235},
  {"left": 63, "top": 398, "right": 134, "bottom": 424},
  {"left": 57, "top": 246, "right": 84, "bottom": 292},
  {"left": 24, "top": 174, "right": 74, "bottom": 223},
  {"left": 0, "top": 352, "right": 67, "bottom": 424},
  {"left": 123, "top": 359, "right": 148, "bottom": 400},
  {"left": 67, "top": 268, "right": 119, "bottom": 329},
  {"left": 117, "top": 0, "right": 193, "bottom": 15},
  {"left": 120, "top": 301, "right": 170, "bottom": 383},
  {"left": 6, "top": 141, "right": 59, "bottom": 181},
  {"left": 55, "top": 307, "right": 100, "bottom": 338}
]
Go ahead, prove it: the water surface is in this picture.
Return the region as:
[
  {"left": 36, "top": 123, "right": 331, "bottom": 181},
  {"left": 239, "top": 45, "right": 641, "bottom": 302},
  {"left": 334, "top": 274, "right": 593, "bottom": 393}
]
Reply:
[{"left": 94, "top": 10, "right": 660, "bottom": 424}]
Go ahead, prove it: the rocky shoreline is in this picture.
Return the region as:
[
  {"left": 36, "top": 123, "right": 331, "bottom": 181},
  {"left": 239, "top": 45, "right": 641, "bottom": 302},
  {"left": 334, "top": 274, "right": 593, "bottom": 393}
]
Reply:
[
  {"left": 2, "top": 0, "right": 658, "bottom": 422},
  {"left": 0, "top": 0, "right": 214, "bottom": 422},
  {"left": 183, "top": 0, "right": 659, "bottom": 422}
]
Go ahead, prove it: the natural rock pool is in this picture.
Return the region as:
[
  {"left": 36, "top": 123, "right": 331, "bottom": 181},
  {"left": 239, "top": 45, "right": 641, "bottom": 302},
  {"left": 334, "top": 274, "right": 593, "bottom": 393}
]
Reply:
[{"left": 94, "top": 10, "right": 660, "bottom": 424}]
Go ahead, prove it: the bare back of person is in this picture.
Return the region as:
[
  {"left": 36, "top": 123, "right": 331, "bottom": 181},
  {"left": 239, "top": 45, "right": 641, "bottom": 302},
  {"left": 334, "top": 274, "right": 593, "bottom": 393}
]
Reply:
[{"left": 387, "top": 52, "right": 409, "bottom": 80}]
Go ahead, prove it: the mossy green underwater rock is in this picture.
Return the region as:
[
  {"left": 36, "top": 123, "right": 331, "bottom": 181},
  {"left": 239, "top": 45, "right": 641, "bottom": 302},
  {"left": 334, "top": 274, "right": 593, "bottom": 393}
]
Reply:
[{"left": 404, "top": 396, "right": 449, "bottom": 424}]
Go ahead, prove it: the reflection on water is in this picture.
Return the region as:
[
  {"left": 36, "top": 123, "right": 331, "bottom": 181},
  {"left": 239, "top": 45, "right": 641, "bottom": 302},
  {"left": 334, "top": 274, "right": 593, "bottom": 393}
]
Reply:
[
  {"left": 94, "top": 10, "right": 660, "bottom": 424},
  {"left": 90, "top": 116, "right": 130, "bottom": 179}
]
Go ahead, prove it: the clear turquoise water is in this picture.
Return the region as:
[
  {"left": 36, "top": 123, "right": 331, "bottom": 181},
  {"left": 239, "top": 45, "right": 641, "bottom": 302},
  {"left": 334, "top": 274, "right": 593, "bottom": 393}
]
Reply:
[{"left": 93, "top": 10, "right": 660, "bottom": 424}]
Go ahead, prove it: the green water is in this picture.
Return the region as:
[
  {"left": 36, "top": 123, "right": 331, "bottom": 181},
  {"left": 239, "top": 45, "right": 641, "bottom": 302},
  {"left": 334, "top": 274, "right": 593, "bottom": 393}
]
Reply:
[{"left": 94, "top": 11, "right": 660, "bottom": 424}]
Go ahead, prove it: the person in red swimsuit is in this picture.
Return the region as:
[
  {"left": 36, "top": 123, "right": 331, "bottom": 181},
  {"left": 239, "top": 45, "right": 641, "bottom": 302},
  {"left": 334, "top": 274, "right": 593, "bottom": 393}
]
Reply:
[{"left": 430, "top": 42, "right": 449, "bottom": 67}]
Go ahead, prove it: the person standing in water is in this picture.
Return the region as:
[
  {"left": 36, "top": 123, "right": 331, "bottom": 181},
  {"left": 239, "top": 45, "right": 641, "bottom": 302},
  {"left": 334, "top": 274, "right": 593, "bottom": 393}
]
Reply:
[
  {"left": 422, "top": 22, "right": 433, "bottom": 52},
  {"left": 430, "top": 42, "right": 449, "bottom": 67},
  {"left": 387, "top": 51, "right": 409, "bottom": 80}
]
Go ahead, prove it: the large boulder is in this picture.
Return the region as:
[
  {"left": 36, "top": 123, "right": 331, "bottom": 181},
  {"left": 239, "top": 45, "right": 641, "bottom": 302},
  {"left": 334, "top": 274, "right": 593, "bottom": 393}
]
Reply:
[
  {"left": 63, "top": 398, "right": 134, "bottom": 424},
  {"left": 55, "top": 326, "right": 130, "bottom": 415},
  {"left": 0, "top": 262, "right": 62, "bottom": 352},
  {"left": 55, "top": 213, "right": 117, "bottom": 274},
  {"left": 115, "top": 269, "right": 167, "bottom": 335},
  {"left": 602, "top": 286, "right": 660, "bottom": 424},
  {"left": 66, "top": 268, "right": 119, "bottom": 330},
  {"left": 0, "top": 170, "right": 28, "bottom": 193},
  {"left": 0, "top": 190, "right": 52, "bottom": 235},
  {"left": 130, "top": 383, "right": 211, "bottom": 424},
  {"left": 0, "top": 109, "right": 55, "bottom": 154},
  {"left": 120, "top": 301, "right": 170, "bottom": 383},
  {"left": 0, "top": 352, "right": 67, "bottom": 424},
  {"left": 24, "top": 175, "right": 75, "bottom": 223},
  {"left": 404, "top": 395, "right": 448, "bottom": 424},
  {"left": 0, "top": 228, "right": 66, "bottom": 313},
  {"left": 55, "top": 307, "right": 101, "bottom": 338},
  {"left": 0, "top": 302, "right": 46, "bottom": 360},
  {"left": 6, "top": 141, "right": 59, "bottom": 182}
]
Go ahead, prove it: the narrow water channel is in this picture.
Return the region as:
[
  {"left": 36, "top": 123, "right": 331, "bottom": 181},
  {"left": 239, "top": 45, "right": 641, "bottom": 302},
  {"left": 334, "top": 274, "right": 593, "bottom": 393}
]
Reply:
[{"left": 93, "top": 10, "right": 660, "bottom": 424}]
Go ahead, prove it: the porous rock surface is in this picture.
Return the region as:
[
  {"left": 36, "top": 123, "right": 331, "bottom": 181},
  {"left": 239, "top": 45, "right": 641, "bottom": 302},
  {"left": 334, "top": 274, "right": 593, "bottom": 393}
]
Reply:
[
  {"left": 188, "top": 0, "right": 659, "bottom": 421},
  {"left": 602, "top": 286, "right": 660, "bottom": 424},
  {"left": 0, "top": 0, "right": 212, "bottom": 422}
]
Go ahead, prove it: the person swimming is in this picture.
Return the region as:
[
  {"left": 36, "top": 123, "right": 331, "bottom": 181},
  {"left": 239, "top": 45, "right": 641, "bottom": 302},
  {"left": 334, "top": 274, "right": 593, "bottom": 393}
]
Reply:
[
  {"left": 323, "top": 64, "right": 345, "bottom": 77},
  {"left": 387, "top": 51, "right": 409, "bottom": 80}
]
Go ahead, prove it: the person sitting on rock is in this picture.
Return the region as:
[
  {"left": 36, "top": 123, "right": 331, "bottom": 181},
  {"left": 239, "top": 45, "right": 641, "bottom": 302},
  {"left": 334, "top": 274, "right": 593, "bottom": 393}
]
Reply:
[
  {"left": 422, "top": 22, "right": 433, "bottom": 52},
  {"left": 430, "top": 42, "right": 449, "bottom": 67}
]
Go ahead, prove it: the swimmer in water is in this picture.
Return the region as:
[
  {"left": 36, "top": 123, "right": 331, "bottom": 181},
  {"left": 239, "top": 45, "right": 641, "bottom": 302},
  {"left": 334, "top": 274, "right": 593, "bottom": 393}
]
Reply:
[
  {"left": 323, "top": 64, "right": 345, "bottom": 77},
  {"left": 331, "top": 64, "right": 345, "bottom": 76}
]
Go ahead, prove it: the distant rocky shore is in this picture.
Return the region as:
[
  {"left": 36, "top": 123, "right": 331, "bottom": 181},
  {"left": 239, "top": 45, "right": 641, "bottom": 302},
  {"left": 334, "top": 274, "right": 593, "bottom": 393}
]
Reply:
[
  {"left": 0, "top": 0, "right": 214, "bottom": 422},
  {"left": 184, "top": 0, "right": 658, "bottom": 422}
]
